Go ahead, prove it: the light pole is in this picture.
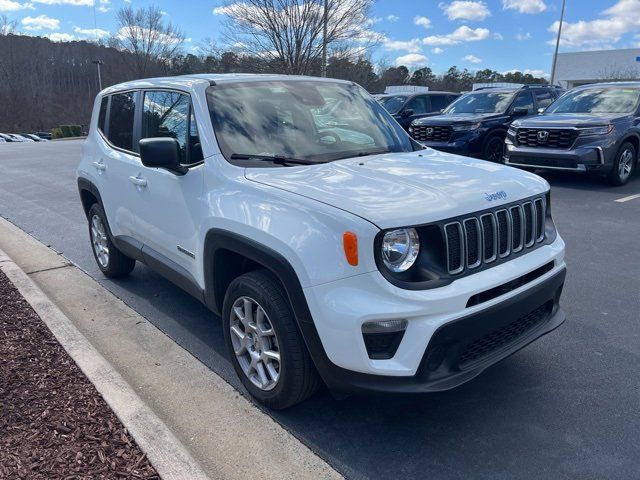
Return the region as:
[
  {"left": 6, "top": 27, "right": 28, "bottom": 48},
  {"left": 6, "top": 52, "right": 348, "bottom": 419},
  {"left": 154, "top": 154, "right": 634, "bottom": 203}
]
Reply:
[
  {"left": 321, "top": 0, "right": 328, "bottom": 77},
  {"left": 550, "top": 0, "right": 567, "bottom": 86},
  {"left": 92, "top": 60, "right": 104, "bottom": 91}
]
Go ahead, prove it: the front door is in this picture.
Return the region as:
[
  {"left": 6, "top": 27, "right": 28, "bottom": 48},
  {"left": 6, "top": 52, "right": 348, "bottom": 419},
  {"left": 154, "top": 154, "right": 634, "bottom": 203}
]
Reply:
[{"left": 130, "top": 90, "right": 205, "bottom": 276}]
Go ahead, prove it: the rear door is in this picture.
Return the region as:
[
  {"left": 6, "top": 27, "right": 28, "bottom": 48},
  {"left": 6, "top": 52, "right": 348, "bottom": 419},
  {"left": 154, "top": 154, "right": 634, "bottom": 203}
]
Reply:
[{"left": 95, "top": 91, "right": 144, "bottom": 240}]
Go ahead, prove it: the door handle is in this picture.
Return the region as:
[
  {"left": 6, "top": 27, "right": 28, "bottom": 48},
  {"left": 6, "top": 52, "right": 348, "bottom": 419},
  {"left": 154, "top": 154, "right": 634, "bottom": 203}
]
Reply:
[
  {"left": 92, "top": 161, "right": 106, "bottom": 171},
  {"left": 129, "top": 175, "right": 147, "bottom": 188}
]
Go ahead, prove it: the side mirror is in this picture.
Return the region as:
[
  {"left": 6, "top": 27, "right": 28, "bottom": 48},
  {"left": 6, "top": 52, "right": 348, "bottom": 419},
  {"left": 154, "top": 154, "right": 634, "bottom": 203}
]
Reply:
[
  {"left": 537, "top": 108, "right": 545, "bottom": 115},
  {"left": 511, "top": 107, "right": 529, "bottom": 117},
  {"left": 401, "top": 108, "right": 414, "bottom": 118},
  {"left": 139, "top": 138, "right": 187, "bottom": 175}
]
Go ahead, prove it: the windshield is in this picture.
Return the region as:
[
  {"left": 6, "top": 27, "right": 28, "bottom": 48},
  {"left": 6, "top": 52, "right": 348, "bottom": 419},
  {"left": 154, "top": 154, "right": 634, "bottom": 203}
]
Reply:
[
  {"left": 547, "top": 87, "right": 640, "bottom": 114},
  {"left": 378, "top": 95, "right": 408, "bottom": 114},
  {"left": 444, "top": 91, "right": 515, "bottom": 114},
  {"left": 207, "top": 81, "right": 413, "bottom": 165}
]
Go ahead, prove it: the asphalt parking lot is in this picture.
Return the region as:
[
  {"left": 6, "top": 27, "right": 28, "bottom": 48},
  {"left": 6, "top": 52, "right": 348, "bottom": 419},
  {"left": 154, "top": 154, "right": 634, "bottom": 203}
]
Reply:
[{"left": 1, "top": 140, "right": 639, "bottom": 480}]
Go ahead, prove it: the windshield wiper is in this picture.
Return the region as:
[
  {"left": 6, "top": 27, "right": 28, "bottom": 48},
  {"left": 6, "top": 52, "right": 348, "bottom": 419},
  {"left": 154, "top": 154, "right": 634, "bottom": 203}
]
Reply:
[
  {"left": 230, "top": 153, "right": 321, "bottom": 166},
  {"left": 354, "top": 148, "right": 392, "bottom": 158}
]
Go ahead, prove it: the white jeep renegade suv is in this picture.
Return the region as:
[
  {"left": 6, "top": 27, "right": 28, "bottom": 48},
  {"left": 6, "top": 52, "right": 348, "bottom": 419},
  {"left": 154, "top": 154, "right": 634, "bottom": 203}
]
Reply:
[{"left": 77, "top": 74, "right": 566, "bottom": 409}]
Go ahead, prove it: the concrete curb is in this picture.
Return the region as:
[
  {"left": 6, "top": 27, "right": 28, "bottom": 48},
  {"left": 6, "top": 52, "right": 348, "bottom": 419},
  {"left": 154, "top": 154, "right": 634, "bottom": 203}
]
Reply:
[{"left": 0, "top": 248, "right": 211, "bottom": 480}]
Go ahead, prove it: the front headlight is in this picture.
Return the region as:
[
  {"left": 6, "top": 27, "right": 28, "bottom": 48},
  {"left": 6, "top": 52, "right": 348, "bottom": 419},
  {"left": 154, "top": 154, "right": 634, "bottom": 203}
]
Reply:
[
  {"left": 579, "top": 125, "right": 613, "bottom": 136},
  {"left": 507, "top": 126, "right": 517, "bottom": 136},
  {"left": 452, "top": 122, "right": 481, "bottom": 132},
  {"left": 381, "top": 228, "right": 420, "bottom": 272}
]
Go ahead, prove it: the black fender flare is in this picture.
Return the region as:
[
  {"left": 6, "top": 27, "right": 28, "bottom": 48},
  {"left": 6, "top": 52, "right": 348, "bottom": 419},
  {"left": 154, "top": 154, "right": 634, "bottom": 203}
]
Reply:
[
  {"left": 202, "top": 229, "right": 340, "bottom": 386},
  {"left": 77, "top": 177, "right": 104, "bottom": 219}
]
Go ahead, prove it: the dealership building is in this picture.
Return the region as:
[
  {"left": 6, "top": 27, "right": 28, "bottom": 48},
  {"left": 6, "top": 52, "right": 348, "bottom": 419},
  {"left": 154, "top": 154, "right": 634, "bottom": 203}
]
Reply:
[{"left": 554, "top": 48, "right": 640, "bottom": 89}]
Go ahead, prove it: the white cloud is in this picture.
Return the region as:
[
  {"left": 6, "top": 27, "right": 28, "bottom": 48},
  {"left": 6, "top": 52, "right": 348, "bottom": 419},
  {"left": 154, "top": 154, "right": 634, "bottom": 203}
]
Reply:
[
  {"left": 422, "top": 25, "right": 490, "bottom": 45},
  {"left": 46, "top": 32, "right": 75, "bottom": 41},
  {"left": 493, "top": 32, "right": 503, "bottom": 40},
  {"left": 31, "top": 0, "right": 93, "bottom": 5},
  {"left": 440, "top": 1, "right": 491, "bottom": 22},
  {"left": 22, "top": 14, "right": 60, "bottom": 31},
  {"left": 431, "top": 47, "right": 444, "bottom": 54},
  {"left": 383, "top": 38, "right": 422, "bottom": 53},
  {"left": 463, "top": 54, "right": 482, "bottom": 63},
  {"left": 413, "top": 16, "right": 431, "bottom": 29},
  {"left": 516, "top": 32, "right": 532, "bottom": 40},
  {"left": 387, "top": 14, "right": 399, "bottom": 22},
  {"left": 547, "top": 0, "right": 640, "bottom": 48},
  {"left": 0, "top": 0, "right": 32, "bottom": 11},
  {"left": 502, "top": 0, "right": 546, "bottom": 14},
  {"left": 73, "top": 26, "right": 109, "bottom": 38},
  {"left": 395, "top": 53, "right": 428, "bottom": 66}
]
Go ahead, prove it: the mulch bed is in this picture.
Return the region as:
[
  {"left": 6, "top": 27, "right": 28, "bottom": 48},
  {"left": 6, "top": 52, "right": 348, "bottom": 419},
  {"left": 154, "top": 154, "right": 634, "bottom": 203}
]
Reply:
[{"left": 0, "top": 269, "right": 160, "bottom": 479}]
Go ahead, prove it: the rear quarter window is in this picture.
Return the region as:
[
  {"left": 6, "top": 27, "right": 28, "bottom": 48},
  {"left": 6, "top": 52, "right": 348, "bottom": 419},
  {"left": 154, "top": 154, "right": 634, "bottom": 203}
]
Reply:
[{"left": 97, "top": 96, "right": 109, "bottom": 133}]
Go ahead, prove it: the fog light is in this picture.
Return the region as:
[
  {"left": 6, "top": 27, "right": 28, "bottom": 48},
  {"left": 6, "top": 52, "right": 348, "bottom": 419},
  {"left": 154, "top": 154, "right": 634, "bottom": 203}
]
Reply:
[
  {"left": 362, "top": 319, "right": 407, "bottom": 334},
  {"left": 362, "top": 319, "right": 407, "bottom": 360}
]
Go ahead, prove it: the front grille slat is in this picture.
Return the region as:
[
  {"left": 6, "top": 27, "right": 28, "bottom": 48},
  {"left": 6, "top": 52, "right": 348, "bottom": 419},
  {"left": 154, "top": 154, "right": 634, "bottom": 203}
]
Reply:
[{"left": 444, "top": 196, "right": 547, "bottom": 275}]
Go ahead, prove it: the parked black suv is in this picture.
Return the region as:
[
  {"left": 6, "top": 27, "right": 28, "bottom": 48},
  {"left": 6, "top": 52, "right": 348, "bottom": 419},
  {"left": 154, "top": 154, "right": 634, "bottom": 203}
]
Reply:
[
  {"left": 376, "top": 91, "right": 460, "bottom": 130},
  {"left": 505, "top": 82, "right": 640, "bottom": 185},
  {"left": 409, "top": 85, "right": 563, "bottom": 162}
]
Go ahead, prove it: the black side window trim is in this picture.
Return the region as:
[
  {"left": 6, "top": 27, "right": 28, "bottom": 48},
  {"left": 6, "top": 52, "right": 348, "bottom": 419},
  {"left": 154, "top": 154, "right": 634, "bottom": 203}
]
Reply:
[{"left": 98, "top": 89, "right": 140, "bottom": 157}]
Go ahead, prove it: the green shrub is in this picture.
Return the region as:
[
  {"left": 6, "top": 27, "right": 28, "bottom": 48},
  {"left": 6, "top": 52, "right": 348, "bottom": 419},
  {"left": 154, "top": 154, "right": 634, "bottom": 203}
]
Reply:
[
  {"left": 59, "top": 125, "right": 81, "bottom": 137},
  {"left": 51, "top": 127, "right": 63, "bottom": 139}
]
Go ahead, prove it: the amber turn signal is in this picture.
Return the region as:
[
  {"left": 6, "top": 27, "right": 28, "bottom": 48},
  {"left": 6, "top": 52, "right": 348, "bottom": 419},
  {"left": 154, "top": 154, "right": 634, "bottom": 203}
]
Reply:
[{"left": 343, "top": 231, "right": 358, "bottom": 266}]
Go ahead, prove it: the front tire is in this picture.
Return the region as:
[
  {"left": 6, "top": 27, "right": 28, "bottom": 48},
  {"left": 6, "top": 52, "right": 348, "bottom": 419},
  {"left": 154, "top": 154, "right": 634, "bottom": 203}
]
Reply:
[
  {"left": 607, "top": 142, "right": 636, "bottom": 186},
  {"left": 88, "top": 203, "right": 135, "bottom": 278},
  {"left": 223, "top": 270, "right": 321, "bottom": 409},
  {"left": 483, "top": 134, "right": 506, "bottom": 163}
]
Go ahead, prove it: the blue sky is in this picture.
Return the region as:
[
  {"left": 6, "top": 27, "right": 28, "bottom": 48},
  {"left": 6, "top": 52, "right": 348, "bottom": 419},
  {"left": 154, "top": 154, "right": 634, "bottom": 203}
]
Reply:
[{"left": 3, "top": 0, "right": 640, "bottom": 77}]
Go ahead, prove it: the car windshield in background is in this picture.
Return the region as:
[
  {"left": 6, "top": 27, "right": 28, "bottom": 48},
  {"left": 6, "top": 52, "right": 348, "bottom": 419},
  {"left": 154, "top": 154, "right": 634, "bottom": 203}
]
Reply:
[
  {"left": 444, "top": 92, "right": 515, "bottom": 114},
  {"left": 377, "top": 95, "right": 408, "bottom": 114},
  {"left": 207, "top": 81, "right": 413, "bottom": 164},
  {"left": 547, "top": 87, "right": 640, "bottom": 114}
]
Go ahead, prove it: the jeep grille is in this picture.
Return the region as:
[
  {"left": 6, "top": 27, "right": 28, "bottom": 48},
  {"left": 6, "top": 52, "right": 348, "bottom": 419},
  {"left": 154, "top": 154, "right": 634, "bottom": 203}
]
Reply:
[{"left": 444, "top": 197, "right": 546, "bottom": 275}]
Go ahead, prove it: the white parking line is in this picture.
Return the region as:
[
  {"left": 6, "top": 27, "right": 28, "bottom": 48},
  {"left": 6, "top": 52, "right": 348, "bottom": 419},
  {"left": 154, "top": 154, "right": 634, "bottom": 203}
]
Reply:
[{"left": 615, "top": 193, "right": 640, "bottom": 203}]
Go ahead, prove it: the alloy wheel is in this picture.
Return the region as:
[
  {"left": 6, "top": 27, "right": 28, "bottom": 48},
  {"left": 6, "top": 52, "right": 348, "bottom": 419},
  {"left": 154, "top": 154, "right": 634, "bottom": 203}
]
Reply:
[
  {"left": 229, "top": 296, "right": 281, "bottom": 391},
  {"left": 618, "top": 148, "right": 634, "bottom": 181},
  {"left": 91, "top": 214, "right": 109, "bottom": 268}
]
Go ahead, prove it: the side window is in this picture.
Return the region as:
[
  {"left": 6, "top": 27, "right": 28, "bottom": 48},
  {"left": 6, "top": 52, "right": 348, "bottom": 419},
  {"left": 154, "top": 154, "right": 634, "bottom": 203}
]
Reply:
[
  {"left": 512, "top": 91, "right": 534, "bottom": 114},
  {"left": 405, "top": 95, "right": 428, "bottom": 115},
  {"left": 429, "top": 95, "right": 450, "bottom": 112},
  {"left": 97, "top": 96, "right": 108, "bottom": 134},
  {"left": 107, "top": 92, "right": 136, "bottom": 151},
  {"left": 142, "top": 91, "right": 193, "bottom": 164},
  {"left": 534, "top": 90, "right": 555, "bottom": 110},
  {"left": 448, "top": 95, "right": 459, "bottom": 104}
]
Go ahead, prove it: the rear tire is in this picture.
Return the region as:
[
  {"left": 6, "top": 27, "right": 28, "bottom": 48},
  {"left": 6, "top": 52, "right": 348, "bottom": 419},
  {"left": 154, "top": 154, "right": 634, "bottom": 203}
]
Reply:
[
  {"left": 222, "top": 269, "right": 321, "bottom": 409},
  {"left": 607, "top": 141, "right": 636, "bottom": 186},
  {"left": 483, "top": 134, "right": 506, "bottom": 163},
  {"left": 88, "top": 203, "right": 135, "bottom": 278}
]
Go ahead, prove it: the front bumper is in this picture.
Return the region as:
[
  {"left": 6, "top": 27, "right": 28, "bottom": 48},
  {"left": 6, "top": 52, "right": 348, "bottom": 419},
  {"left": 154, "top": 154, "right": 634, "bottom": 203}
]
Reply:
[
  {"left": 301, "top": 237, "right": 566, "bottom": 393},
  {"left": 418, "top": 137, "right": 482, "bottom": 157},
  {"left": 504, "top": 139, "right": 614, "bottom": 173}
]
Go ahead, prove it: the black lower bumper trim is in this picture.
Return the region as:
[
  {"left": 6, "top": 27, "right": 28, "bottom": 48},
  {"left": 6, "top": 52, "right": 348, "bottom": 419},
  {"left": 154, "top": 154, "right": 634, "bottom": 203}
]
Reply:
[{"left": 302, "top": 267, "right": 566, "bottom": 394}]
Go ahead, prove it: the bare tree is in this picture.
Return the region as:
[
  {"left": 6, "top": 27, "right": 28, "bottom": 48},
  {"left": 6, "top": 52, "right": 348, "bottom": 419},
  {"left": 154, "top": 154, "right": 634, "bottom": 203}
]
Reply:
[
  {"left": 215, "top": 0, "right": 377, "bottom": 75},
  {"left": 113, "top": 5, "right": 185, "bottom": 77},
  {"left": 0, "top": 15, "right": 17, "bottom": 36}
]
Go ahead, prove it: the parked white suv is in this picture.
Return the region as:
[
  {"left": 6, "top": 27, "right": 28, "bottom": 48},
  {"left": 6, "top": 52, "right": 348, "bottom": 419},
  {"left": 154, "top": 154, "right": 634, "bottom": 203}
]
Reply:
[{"left": 77, "top": 74, "right": 567, "bottom": 409}]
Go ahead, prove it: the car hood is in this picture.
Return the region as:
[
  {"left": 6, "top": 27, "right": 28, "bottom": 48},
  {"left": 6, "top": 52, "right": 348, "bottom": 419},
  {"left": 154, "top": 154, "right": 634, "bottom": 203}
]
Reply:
[
  {"left": 412, "top": 112, "right": 503, "bottom": 126},
  {"left": 515, "top": 113, "right": 629, "bottom": 127},
  {"left": 244, "top": 149, "right": 548, "bottom": 229}
]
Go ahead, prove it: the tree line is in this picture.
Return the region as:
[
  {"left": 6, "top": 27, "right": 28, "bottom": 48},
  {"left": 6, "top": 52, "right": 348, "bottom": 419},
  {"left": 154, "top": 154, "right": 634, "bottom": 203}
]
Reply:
[{"left": 0, "top": 3, "right": 548, "bottom": 133}]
